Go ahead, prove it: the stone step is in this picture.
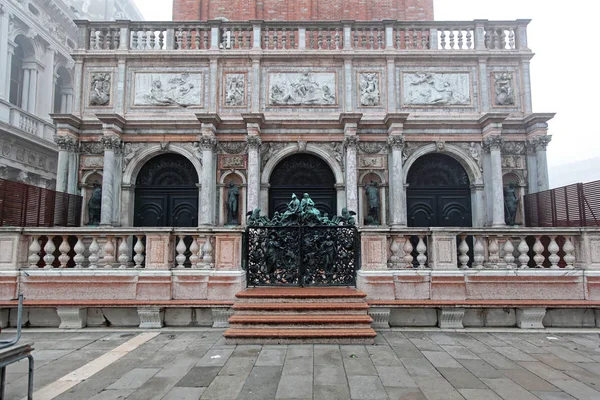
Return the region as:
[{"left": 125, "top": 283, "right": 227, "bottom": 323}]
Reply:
[
  {"left": 232, "top": 302, "right": 370, "bottom": 315},
  {"left": 229, "top": 314, "right": 373, "bottom": 329},
  {"left": 236, "top": 287, "right": 367, "bottom": 303},
  {"left": 224, "top": 328, "right": 377, "bottom": 345}
]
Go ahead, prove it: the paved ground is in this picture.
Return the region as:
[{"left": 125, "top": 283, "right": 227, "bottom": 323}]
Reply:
[{"left": 2, "top": 329, "right": 600, "bottom": 400}]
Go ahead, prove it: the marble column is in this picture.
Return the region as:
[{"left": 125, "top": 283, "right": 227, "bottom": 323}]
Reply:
[
  {"left": 67, "top": 142, "right": 79, "bottom": 195},
  {"left": 344, "top": 58, "right": 353, "bottom": 112},
  {"left": 344, "top": 136, "right": 359, "bottom": 214},
  {"left": 532, "top": 136, "right": 551, "bottom": 192},
  {"left": 3, "top": 47, "right": 13, "bottom": 101},
  {"left": 246, "top": 136, "right": 262, "bottom": 213},
  {"left": 100, "top": 136, "right": 121, "bottom": 226},
  {"left": 21, "top": 68, "right": 31, "bottom": 111},
  {"left": 199, "top": 136, "right": 217, "bottom": 225},
  {"left": 54, "top": 137, "right": 73, "bottom": 193},
  {"left": 0, "top": 11, "right": 10, "bottom": 100},
  {"left": 251, "top": 58, "right": 261, "bottom": 113},
  {"left": 388, "top": 135, "right": 406, "bottom": 226},
  {"left": 484, "top": 136, "right": 505, "bottom": 227},
  {"left": 27, "top": 68, "right": 38, "bottom": 113}
]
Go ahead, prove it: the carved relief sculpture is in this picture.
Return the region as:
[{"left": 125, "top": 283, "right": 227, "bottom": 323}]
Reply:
[
  {"left": 494, "top": 72, "right": 515, "bottom": 106},
  {"left": 404, "top": 72, "right": 470, "bottom": 105},
  {"left": 134, "top": 73, "right": 202, "bottom": 106},
  {"left": 269, "top": 72, "right": 336, "bottom": 106},
  {"left": 89, "top": 73, "right": 111, "bottom": 106},
  {"left": 359, "top": 73, "right": 380, "bottom": 106},
  {"left": 224, "top": 74, "right": 246, "bottom": 106}
]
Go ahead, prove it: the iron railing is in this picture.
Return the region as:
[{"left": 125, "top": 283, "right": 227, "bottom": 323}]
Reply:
[{"left": 525, "top": 181, "right": 600, "bottom": 227}]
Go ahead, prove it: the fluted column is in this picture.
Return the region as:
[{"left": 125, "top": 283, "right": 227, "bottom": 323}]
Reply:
[
  {"left": 246, "top": 136, "right": 262, "bottom": 213},
  {"left": 484, "top": 136, "right": 505, "bottom": 227},
  {"left": 531, "top": 136, "right": 551, "bottom": 192},
  {"left": 388, "top": 135, "right": 406, "bottom": 226},
  {"left": 100, "top": 136, "right": 121, "bottom": 226},
  {"left": 199, "top": 136, "right": 217, "bottom": 225}
]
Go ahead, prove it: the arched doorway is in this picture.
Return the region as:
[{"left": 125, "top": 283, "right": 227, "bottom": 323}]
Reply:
[
  {"left": 134, "top": 154, "right": 199, "bottom": 227},
  {"left": 407, "top": 153, "right": 472, "bottom": 227},
  {"left": 269, "top": 154, "right": 336, "bottom": 217}
]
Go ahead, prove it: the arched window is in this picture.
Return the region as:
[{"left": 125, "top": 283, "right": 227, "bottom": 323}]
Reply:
[{"left": 9, "top": 45, "right": 24, "bottom": 107}]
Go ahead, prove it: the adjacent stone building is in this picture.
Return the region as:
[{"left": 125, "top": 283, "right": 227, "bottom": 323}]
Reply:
[{"left": 0, "top": 0, "right": 142, "bottom": 189}]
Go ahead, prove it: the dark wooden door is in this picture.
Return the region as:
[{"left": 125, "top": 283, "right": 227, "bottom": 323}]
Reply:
[
  {"left": 134, "top": 154, "right": 199, "bottom": 228},
  {"left": 406, "top": 153, "right": 472, "bottom": 228},
  {"left": 269, "top": 154, "right": 337, "bottom": 217}
]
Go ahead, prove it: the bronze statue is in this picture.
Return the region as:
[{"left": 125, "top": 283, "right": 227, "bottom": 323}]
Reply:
[
  {"left": 88, "top": 181, "right": 102, "bottom": 225},
  {"left": 365, "top": 181, "right": 380, "bottom": 225},
  {"left": 226, "top": 182, "right": 239, "bottom": 225},
  {"left": 504, "top": 183, "right": 519, "bottom": 226}
]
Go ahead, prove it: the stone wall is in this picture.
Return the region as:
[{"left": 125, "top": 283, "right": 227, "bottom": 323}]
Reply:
[{"left": 173, "top": 0, "right": 434, "bottom": 21}]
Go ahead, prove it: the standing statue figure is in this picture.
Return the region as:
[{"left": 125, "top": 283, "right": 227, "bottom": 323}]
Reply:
[
  {"left": 365, "top": 181, "right": 380, "bottom": 225},
  {"left": 504, "top": 183, "right": 519, "bottom": 226},
  {"left": 226, "top": 182, "right": 239, "bottom": 225},
  {"left": 88, "top": 181, "right": 102, "bottom": 225}
]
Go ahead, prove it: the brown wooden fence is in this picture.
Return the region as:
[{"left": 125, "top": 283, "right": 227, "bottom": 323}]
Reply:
[
  {"left": 0, "top": 179, "right": 82, "bottom": 227},
  {"left": 524, "top": 180, "right": 600, "bottom": 227}
]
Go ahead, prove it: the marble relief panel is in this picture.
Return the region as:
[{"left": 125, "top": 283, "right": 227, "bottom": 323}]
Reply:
[
  {"left": 358, "top": 72, "right": 381, "bottom": 107},
  {"left": 268, "top": 72, "right": 337, "bottom": 106},
  {"left": 223, "top": 73, "right": 247, "bottom": 107},
  {"left": 403, "top": 72, "right": 471, "bottom": 106},
  {"left": 133, "top": 72, "right": 203, "bottom": 107}
]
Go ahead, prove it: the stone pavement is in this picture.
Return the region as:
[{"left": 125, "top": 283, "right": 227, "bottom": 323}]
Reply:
[{"left": 2, "top": 329, "right": 600, "bottom": 400}]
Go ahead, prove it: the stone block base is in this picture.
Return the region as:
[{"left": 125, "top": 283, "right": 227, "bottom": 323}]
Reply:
[
  {"left": 0, "top": 309, "right": 8, "bottom": 328},
  {"left": 57, "top": 307, "right": 88, "bottom": 329},
  {"left": 517, "top": 307, "right": 546, "bottom": 329},
  {"left": 543, "top": 309, "right": 596, "bottom": 328},
  {"left": 137, "top": 307, "right": 164, "bottom": 329},
  {"left": 211, "top": 307, "right": 233, "bottom": 328},
  {"left": 368, "top": 307, "right": 390, "bottom": 329},
  {"left": 437, "top": 308, "right": 465, "bottom": 329},
  {"left": 195, "top": 308, "right": 215, "bottom": 327},
  {"left": 389, "top": 308, "right": 437, "bottom": 327}
]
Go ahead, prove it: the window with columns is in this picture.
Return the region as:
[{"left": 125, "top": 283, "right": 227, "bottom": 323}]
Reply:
[{"left": 9, "top": 44, "right": 24, "bottom": 107}]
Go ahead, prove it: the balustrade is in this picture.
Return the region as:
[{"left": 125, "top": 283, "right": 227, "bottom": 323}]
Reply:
[
  {"left": 25, "top": 232, "right": 146, "bottom": 269},
  {"left": 173, "top": 232, "right": 215, "bottom": 269},
  {"left": 388, "top": 232, "right": 430, "bottom": 269},
  {"left": 77, "top": 20, "right": 527, "bottom": 53}
]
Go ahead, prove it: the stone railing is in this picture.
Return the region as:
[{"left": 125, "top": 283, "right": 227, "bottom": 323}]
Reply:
[
  {"left": 76, "top": 19, "right": 530, "bottom": 53},
  {"left": 0, "top": 100, "right": 56, "bottom": 142},
  {"left": 381, "top": 228, "right": 598, "bottom": 271}
]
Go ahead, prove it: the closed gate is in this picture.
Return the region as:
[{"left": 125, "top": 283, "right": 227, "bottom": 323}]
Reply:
[{"left": 244, "top": 226, "right": 360, "bottom": 287}]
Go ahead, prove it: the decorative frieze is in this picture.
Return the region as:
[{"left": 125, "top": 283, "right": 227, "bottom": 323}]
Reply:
[
  {"left": 502, "top": 141, "right": 526, "bottom": 155},
  {"left": 359, "top": 155, "right": 386, "bottom": 169},
  {"left": 89, "top": 73, "right": 111, "bottom": 106},
  {"left": 224, "top": 73, "right": 246, "bottom": 107},
  {"left": 269, "top": 72, "right": 336, "bottom": 106},
  {"left": 219, "top": 155, "right": 247, "bottom": 170},
  {"left": 80, "top": 142, "right": 104, "bottom": 155},
  {"left": 134, "top": 73, "right": 203, "bottom": 107},
  {"left": 403, "top": 72, "right": 470, "bottom": 106},
  {"left": 494, "top": 72, "right": 515, "bottom": 106},
  {"left": 217, "top": 141, "right": 247, "bottom": 155},
  {"left": 359, "top": 72, "right": 380, "bottom": 106},
  {"left": 358, "top": 142, "right": 387, "bottom": 154}
]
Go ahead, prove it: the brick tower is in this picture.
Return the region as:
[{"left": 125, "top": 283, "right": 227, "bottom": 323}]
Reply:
[{"left": 173, "top": 0, "right": 434, "bottom": 21}]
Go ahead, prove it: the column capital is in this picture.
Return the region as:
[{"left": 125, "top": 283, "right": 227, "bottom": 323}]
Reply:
[
  {"left": 199, "top": 135, "right": 217, "bottom": 151},
  {"left": 54, "top": 136, "right": 78, "bottom": 151},
  {"left": 101, "top": 136, "right": 123, "bottom": 151},
  {"left": 387, "top": 135, "right": 405, "bottom": 150},
  {"left": 483, "top": 136, "right": 504, "bottom": 153},
  {"left": 528, "top": 135, "right": 552, "bottom": 152},
  {"left": 343, "top": 135, "right": 359, "bottom": 149},
  {"left": 246, "top": 135, "right": 262, "bottom": 150}
]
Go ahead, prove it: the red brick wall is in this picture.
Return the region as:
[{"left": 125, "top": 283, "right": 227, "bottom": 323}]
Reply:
[{"left": 173, "top": 0, "right": 434, "bottom": 21}]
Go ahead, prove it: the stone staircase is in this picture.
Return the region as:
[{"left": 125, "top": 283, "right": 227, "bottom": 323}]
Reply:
[{"left": 224, "top": 287, "right": 376, "bottom": 344}]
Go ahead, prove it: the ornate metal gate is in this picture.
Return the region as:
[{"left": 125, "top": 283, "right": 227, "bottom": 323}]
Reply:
[{"left": 244, "top": 225, "right": 360, "bottom": 287}]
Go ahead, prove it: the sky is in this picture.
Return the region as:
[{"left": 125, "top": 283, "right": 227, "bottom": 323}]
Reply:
[{"left": 132, "top": 0, "right": 600, "bottom": 185}]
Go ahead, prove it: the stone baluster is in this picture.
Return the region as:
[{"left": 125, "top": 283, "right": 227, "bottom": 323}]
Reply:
[
  {"left": 28, "top": 237, "right": 41, "bottom": 269},
  {"left": 416, "top": 236, "right": 427, "bottom": 269},
  {"left": 88, "top": 237, "right": 100, "bottom": 269},
  {"left": 73, "top": 237, "right": 85, "bottom": 269},
  {"left": 473, "top": 236, "right": 485, "bottom": 269},
  {"left": 533, "top": 236, "right": 545, "bottom": 268},
  {"left": 503, "top": 237, "right": 515, "bottom": 269},
  {"left": 548, "top": 236, "right": 560, "bottom": 269},
  {"left": 388, "top": 238, "right": 401, "bottom": 268},
  {"left": 103, "top": 236, "right": 115, "bottom": 268},
  {"left": 458, "top": 235, "right": 469, "bottom": 269},
  {"left": 175, "top": 236, "right": 187, "bottom": 268},
  {"left": 403, "top": 236, "right": 414, "bottom": 268},
  {"left": 563, "top": 237, "right": 575, "bottom": 269},
  {"left": 488, "top": 236, "right": 500, "bottom": 268},
  {"left": 133, "top": 236, "right": 145, "bottom": 268},
  {"left": 58, "top": 236, "right": 71, "bottom": 268},
  {"left": 118, "top": 237, "right": 129, "bottom": 269},
  {"left": 518, "top": 237, "right": 530, "bottom": 269},
  {"left": 203, "top": 236, "right": 214, "bottom": 267},
  {"left": 43, "top": 236, "right": 56, "bottom": 269},
  {"left": 189, "top": 236, "right": 200, "bottom": 269}
]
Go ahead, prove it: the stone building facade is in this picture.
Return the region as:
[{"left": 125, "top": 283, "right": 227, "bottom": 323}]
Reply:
[{"left": 0, "top": 0, "right": 142, "bottom": 189}]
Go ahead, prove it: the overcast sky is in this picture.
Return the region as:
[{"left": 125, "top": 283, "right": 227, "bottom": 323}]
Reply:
[{"left": 132, "top": 0, "right": 600, "bottom": 180}]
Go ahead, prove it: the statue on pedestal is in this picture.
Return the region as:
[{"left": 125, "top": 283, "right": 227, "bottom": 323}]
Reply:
[
  {"left": 226, "top": 182, "right": 239, "bottom": 225},
  {"left": 504, "top": 183, "right": 519, "bottom": 226},
  {"left": 88, "top": 181, "right": 102, "bottom": 225},
  {"left": 365, "top": 181, "right": 380, "bottom": 225}
]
